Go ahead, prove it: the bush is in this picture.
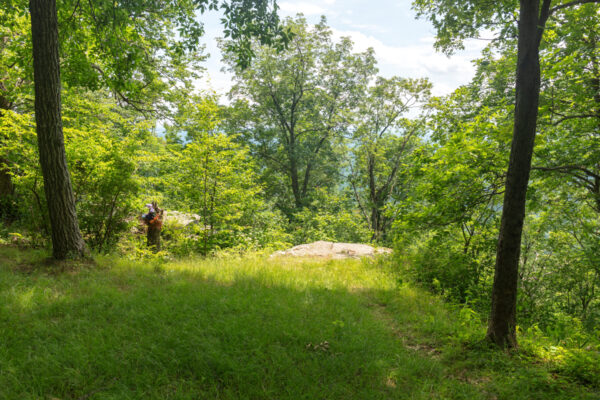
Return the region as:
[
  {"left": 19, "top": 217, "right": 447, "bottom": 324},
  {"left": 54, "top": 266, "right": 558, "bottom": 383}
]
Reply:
[
  {"left": 394, "top": 229, "right": 494, "bottom": 307},
  {"left": 289, "top": 189, "right": 372, "bottom": 245},
  {"left": 0, "top": 91, "right": 152, "bottom": 252}
]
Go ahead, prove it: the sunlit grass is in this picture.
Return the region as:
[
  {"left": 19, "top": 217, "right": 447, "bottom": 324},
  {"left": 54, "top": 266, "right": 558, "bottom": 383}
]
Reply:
[{"left": 0, "top": 246, "right": 597, "bottom": 399}]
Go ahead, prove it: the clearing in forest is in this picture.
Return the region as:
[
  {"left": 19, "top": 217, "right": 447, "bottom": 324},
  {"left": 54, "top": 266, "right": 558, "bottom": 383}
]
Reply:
[{"left": 0, "top": 246, "right": 596, "bottom": 399}]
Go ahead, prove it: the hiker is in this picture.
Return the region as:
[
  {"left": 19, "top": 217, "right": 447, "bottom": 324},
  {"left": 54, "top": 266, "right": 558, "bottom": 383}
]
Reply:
[
  {"left": 142, "top": 203, "right": 156, "bottom": 224},
  {"left": 142, "top": 201, "right": 163, "bottom": 251}
]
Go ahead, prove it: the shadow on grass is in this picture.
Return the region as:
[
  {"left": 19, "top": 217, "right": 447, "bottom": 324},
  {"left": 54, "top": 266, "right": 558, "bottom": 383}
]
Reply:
[{"left": 0, "top": 246, "right": 597, "bottom": 400}]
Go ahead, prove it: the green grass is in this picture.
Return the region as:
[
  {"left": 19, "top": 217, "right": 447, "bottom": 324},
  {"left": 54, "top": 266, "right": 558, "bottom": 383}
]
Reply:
[{"left": 0, "top": 246, "right": 597, "bottom": 399}]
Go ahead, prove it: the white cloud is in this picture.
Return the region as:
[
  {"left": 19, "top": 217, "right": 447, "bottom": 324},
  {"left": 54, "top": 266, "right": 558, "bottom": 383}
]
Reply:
[
  {"left": 418, "top": 36, "right": 436, "bottom": 44},
  {"left": 341, "top": 19, "right": 389, "bottom": 34},
  {"left": 194, "top": 72, "right": 235, "bottom": 103},
  {"left": 192, "top": 6, "right": 488, "bottom": 99},
  {"left": 279, "top": 2, "right": 328, "bottom": 16},
  {"left": 331, "top": 28, "right": 486, "bottom": 95}
]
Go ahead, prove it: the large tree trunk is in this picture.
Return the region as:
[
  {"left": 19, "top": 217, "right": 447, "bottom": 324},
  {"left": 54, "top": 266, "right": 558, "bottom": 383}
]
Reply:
[
  {"left": 486, "top": 0, "right": 548, "bottom": 347},
  {"left": 30, "top": 0, "right": 87, "bottom": 259}
]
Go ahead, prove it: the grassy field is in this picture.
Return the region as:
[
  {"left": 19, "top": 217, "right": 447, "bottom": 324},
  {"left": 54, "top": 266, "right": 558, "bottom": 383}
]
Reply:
[{"left": 0, "top": 246, "right": 598, "bottom": 400}]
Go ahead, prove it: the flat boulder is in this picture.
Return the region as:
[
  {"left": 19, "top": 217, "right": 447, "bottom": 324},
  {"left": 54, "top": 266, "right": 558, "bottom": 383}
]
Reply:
[
  {"left": 272, "top": 241, "right": 392, "bottom": 259},
  {"left": 163, "top": 210, "right": 202, "bottom": 227}
]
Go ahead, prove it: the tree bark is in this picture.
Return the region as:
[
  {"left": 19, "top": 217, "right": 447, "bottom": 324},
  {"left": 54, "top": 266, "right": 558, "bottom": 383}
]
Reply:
[
  {"left": 30, "top": 0, "right": 87, "bottom": 259},
  {"left": 486, "top": 0, "right": 548, "bottom": 347},
  {"left": 288, "top": 132, "right": 304, "bottom": 209},
  {"left": 0, "top": 102, "right": 16, "bottom": 221},
  {"left": 370, "top": 207, "right": 382, "bottom": 241},
  {"left": 0, "top": 157, "right": 14, "bottom": 221},
  {"left": 0, "top": 161, "right": 12, "bottom": 197},
  {"left": 147, "top": 224, "right": 162, "bottom": 252}
]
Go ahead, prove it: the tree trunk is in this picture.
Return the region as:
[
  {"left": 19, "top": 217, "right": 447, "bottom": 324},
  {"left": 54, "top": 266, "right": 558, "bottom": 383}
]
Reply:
[
  {"left": 0, "top": 161, "right": 12, "bottom": 196},
  {"left": 368, "top": 155, "right": 378, "bottom": 239},
  {"left": 0, "top": 157, "right": 15, "bottom": 221},
  {"left": 370, "top": 207, "right": 382, "bottom": 241},
  {"left": 147, "top": 224, "right": 162, "bottom": 252},
  {"left": 0, "top": 103, "right": 16, "bottom": 221},
  {"left": 30, "top": 0, "right": 87, "bottom": 259},
  {"left": 289, "top": 135, "right": 303, "bottom": 209},
  {"left": 486, "top": 0, "right": 547, "bottom": 348}
]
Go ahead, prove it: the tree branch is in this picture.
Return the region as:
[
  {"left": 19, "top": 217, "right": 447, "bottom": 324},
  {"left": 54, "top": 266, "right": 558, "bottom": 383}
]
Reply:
[
  {"left": 533, "top": 165, "right": 600, "bottom": 181},
  {"left": 538, "top": 0, "right": 553, "bottom": 45},
  {"left": 89, "top": 64, "right": 154, "bottom": 114},
  {"left": 552, "top": 113, "right": 599, "bottom": 126},
  {"left": 550, "top": 0, "right": 600, "bottom": 14}
]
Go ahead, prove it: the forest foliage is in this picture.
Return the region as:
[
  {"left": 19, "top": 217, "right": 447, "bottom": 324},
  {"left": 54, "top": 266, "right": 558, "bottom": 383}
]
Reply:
[{"left": 1, "top": 0, "right": 599, "bottom": 363}]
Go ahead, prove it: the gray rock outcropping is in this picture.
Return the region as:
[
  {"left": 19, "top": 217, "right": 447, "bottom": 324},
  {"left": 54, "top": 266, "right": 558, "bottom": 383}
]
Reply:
[
  {"left": 163, "top": 211, "right": 202, "bottom": 227},
  {"left": 271, "top": 241, "right": 392, "bottom": 259}
]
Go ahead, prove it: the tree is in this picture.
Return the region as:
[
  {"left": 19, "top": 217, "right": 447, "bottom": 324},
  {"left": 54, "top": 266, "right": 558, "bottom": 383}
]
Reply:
[
  {"left": 0, "top": 87, "right": 155, "bottom": 251},
  {"left": 413, "top": 0, "right": 600, "bottom": 347},
  {"left": 518, "top": 179, "right": 600, "bottom": 327},
  {"left": 393, "top": 72, "right": 511, "bottom": 304},
  {"left": 523, "top": 6, "right": 600, "bottom": 327},
  {"left": 29, "top": 0, "right": 86, "bottom": 259},
  {"left": 61, "top": 90, "right": 150, "bottom": 252},
  {"left": 0, "top": 5, "right": 29, "bottom": 220},
  {"left": 535, "top": 5, "right": 600, "bottom": 212},
  {"left": 224, "top": 16, "right": 377, "bottom": 215},
  {"left": 349, "top": 76, "right": 430, "bottom": 241},
  {"left": 24, "top": 0, "right": 287, "bottom": 259},
  {"left": 167, "top": 97, "right": 264, "bottom": 254}
]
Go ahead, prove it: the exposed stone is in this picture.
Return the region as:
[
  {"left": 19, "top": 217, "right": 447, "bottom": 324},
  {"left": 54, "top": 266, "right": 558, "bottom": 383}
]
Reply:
[
  {"left": 163, "top": 211, "right": 202, "bottom": 227},
  {"left": 271, "top": 240, "right": 392, "bottom": 259}
]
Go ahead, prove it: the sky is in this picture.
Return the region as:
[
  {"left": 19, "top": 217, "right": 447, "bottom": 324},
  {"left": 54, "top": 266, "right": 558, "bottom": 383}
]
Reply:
[{"left": 195, "top": 0, "right": 489, "bottom": 99}]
